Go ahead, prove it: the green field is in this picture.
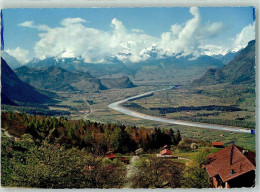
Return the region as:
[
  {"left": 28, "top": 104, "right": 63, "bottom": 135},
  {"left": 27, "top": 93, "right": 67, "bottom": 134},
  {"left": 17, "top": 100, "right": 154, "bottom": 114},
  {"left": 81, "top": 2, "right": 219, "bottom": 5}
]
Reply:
[
  {"left": 122, "top": 83, "right": 255, "bottom": 129},
  {"left": 2, "top": 82, "right": 255, "bottom": 151}
]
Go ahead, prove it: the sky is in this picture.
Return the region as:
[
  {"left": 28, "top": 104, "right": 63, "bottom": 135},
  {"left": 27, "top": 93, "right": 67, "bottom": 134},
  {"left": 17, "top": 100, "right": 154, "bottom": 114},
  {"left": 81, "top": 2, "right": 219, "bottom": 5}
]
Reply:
[{"left": 1, "top": 7, "right": 255, "bottom": 64}]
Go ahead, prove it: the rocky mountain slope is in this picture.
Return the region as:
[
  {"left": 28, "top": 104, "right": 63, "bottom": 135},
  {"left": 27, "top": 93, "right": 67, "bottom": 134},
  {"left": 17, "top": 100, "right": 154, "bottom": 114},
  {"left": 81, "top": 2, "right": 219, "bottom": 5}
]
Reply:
[
  {"left": 1, "top": 58, "right": 51, "bottom": 105},
  {"left": 192, "top": 40, "right": 255, "bottom": 85}
]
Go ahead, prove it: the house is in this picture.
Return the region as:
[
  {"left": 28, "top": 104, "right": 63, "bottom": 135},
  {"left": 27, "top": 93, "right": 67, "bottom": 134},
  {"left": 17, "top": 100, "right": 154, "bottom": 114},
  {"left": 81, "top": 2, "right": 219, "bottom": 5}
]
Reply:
[
  {"left": 212, "top": 141, "right": 224, "bottom": 148},
  {"left": 205, "top": 145, "right": 255, "bottom": 188},
  {"left": 157, "top": 149, "right": 175, "bottom": 158},
  {"left": 106, "top": 153, "right": 116, "bottom": 160},
  {"left": 160, "top": 149, "right": 173, "bottom": 155}
]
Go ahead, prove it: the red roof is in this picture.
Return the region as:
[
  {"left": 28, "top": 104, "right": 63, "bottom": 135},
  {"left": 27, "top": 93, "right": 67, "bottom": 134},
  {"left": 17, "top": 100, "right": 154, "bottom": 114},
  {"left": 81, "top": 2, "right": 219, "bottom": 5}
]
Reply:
[
  {"left": 205, "top": 145, "right": 255, "bottom": 182},
  {"left": 212, "top": 141, "right": 224, "bottom": 146},
  {"left": 160, "top": 149, "right": 172, "bottom": 155},
  {"left": 106, "top": 153, "right": 116, "bottom": 159}
]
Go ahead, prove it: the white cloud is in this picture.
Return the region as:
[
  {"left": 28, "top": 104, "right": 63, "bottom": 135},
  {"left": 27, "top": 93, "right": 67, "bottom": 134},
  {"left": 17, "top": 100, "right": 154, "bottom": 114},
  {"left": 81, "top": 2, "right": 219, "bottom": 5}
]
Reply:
[
  {"left": 19, "top": 21, "right": 34, "bottom": 28},
  {"left": 197, "top": 22, "right": 225, "bottom": 40},
  {"left": 60, "top": 18, "right": 88, "bottom": 26},
  {"left": 131, "top": 29, "right": 144, "bottom": 33},
  {"left": 34, "top": 17, "right": 158, "bottom": 63},
  {"left": 232, "top": 22, "right": 255, "bottom": 52},
  {"left": 159, "top": 7, "right": 202, "bottom": 57},
  {"left": 19, "top": 21, "right": 49, "bottom": 31},
  {"left": 20, "top": 8, "right": 254, "bottom": 63},
  {"left": 5, "top": 47, "right": 30, "bottom": 64}
]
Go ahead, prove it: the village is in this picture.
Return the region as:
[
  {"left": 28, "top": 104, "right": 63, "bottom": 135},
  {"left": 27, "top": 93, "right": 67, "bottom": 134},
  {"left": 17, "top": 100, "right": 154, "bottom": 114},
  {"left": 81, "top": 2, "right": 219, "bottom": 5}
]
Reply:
[
  {"left": 105, "top": 141, "right": 256, "bottom": 188},
  {"left": 1, "top": 111, "right": 256, "bottom": 189}
]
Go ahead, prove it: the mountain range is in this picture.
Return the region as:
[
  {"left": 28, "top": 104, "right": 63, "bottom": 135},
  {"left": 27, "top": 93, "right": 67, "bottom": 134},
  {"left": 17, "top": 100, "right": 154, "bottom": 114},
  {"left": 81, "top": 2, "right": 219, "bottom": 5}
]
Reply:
[
  {"left": 15, "top": 65, "right": 107, "bottom": 93},
  {"left": 212, "top": 50, "right": 240, "bottom": 65},
  {"left": 14, "top": 65, "right": 136, "bottom": 93},
  {"left": 25, "top": 54, "right": 226, "bottom": 85},
  {"left": 1, "top": 41, "right": 254, "bottom": 107},
  {"left": 192, "top": 40, "right": 255, "bottom": 85}
]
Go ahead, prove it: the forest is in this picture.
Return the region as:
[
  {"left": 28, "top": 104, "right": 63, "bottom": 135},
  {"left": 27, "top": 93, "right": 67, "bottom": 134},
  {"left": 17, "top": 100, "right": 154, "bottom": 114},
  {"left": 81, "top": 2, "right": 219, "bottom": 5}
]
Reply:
[
  {"left": 1, "top": 111, "right": 211, "bottom": 188},
  {"left": 1, "top": 112, "right": 183, "bottom": 154}
]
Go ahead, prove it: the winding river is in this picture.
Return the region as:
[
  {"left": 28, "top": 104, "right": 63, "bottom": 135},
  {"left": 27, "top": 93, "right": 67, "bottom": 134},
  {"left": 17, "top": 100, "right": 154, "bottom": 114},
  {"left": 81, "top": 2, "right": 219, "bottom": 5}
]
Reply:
[{"left": 108, "top": 89, "right": 252, "bottom": 134}]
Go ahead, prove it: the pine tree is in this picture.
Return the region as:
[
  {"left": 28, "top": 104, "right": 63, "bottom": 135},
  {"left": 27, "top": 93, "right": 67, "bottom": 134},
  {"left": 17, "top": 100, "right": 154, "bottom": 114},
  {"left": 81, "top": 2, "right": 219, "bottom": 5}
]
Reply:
[
  {"left": 73, "top": 123, "right": 78, "bottom": 130},
  {"left": 169, "top": 128, "right": 176, "bottom": 145},
  {"left": 175, "top": 130, "right": 182, "bottom": 145},
  {"left": 68, "top": 127, "right": 74, "bottom": 139}
]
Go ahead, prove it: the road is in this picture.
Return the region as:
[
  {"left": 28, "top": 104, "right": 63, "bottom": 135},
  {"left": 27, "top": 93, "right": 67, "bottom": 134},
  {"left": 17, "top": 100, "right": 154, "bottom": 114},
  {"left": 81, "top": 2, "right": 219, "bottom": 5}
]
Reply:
[
  {"left": 80, "top": 99, "right": 93, "bottom": 119},
  {"left": 108, "top": 89, "right": 252, "bottom": 134}
]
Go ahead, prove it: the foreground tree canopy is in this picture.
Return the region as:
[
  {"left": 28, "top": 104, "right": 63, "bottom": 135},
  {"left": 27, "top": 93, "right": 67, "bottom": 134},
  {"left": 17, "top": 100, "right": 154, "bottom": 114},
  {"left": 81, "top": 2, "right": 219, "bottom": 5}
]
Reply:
[{"left": 1, "top": 112, "right": 210, "bottom": 188}]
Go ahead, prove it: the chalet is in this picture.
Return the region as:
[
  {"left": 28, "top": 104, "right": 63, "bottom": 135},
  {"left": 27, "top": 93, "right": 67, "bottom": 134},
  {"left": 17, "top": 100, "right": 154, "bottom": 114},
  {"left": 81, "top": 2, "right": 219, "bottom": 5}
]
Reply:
[
  {"left": 157, "top": 149, "right": 175, "bottom": 158},
  {"left": 160, "top": 149, "right": 172, "bottom": 155},
  {"left": 212, "top": 141, "right": 224, "bottom": 148},
  {"left": 205, "top": 145, "right": 255, "bottom": 188}
]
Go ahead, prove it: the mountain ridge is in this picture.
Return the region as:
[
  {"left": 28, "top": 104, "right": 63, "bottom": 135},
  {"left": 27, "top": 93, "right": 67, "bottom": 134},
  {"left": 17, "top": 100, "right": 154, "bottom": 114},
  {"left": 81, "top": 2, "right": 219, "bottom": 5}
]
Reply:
[
  {"left": 192, "top": 40, "right": 255, "bottom": 86},
  {"left": 1, "top": 58, "right": 52, "bottom": 104},
  {"left": 14, "top": 65, "right": 107, "bottom": 93}
]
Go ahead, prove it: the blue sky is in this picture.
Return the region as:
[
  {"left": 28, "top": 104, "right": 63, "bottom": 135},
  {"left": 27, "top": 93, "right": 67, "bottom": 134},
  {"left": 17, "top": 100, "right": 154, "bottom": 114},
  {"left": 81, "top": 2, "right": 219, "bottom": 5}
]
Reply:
[{"left": 2, "top": 7, "right": 255, "bottom": 63}]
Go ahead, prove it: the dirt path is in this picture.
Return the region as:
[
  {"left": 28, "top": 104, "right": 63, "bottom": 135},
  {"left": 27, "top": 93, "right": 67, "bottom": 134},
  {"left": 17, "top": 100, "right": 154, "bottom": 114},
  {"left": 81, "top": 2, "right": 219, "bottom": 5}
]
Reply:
[
  {"left": 1, "top": 128, "right": 18, "bottom": 140},
  {"left": 80, "top": 99, "right": 93, "bottom": 119}
]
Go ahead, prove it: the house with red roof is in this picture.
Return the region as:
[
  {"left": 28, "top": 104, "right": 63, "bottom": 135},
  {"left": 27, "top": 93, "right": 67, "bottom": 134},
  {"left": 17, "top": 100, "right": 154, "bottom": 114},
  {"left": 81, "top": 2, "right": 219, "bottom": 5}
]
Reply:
[
  {"left": 106, "top": 153, "right": 116, "bottom": 160},
  {"left": 212, "top": 141, "right": 224, "bottom": 148},
  {"left": 160, "top": 149, "right": 173, "bottom": 155},
  {"left": 205, "top": 145, "right": 255, "bottom": 188},
  {"left": 157, "top": 149, "right": 175, "bottom": 158}
]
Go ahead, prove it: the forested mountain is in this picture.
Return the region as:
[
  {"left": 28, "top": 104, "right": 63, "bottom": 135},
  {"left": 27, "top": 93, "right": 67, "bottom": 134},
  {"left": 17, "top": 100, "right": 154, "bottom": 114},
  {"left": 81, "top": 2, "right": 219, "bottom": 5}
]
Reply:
[
  {"left": 101, "top": 76, "right": 136, "bottom": 89},
  {"left": 192, "top": 40, "right": 255, "bottom": 85},
  {"left": 1, "top": 58, "right": 51, "bottom": 104},
  {"left": 15, "top": 65, "right": 136, "bottom": 92},
  {"left": 15, "top": 65, "right": 107, "bottom": 93}
]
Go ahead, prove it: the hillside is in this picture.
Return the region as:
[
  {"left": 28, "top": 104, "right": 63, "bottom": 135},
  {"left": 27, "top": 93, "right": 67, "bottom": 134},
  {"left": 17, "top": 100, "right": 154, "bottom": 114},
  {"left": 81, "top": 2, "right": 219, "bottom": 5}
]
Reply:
[
  {"left": 212, "top": 50, "right": 240, "bottom": 64},
  {"left": 1, "top": 51, "right": 22, "bottom": 69},
  {"left": 1, "top": 58, "right": 51, "bottom": 104},
  {"left": 15, "top": 65, "right": 107, "bottom": 93},
  {"left": 192, "top": 40, "right": 255, "bottom": 85},
  {"left": 101, "top": 76, "right": 136, "bottom": 89}
]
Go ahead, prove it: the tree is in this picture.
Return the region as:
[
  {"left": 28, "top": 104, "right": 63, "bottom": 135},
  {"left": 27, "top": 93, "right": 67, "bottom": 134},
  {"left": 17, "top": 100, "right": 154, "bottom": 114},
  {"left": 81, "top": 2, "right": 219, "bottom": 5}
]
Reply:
[
  {"left": 174, "top": 130, "right": 182, "bottom": 145},
  {"left": 2, "top": 145, "right": 126, "bottom": 188},
  {"left": 112, "top": 127, "right": 136, "bottom": 153},
  {"left": 182, "top": 149, "right": 210, "bottom": 188},
  {"left": 169, "top": 128, "right": 176, "bottom": 145},
  {"left": 112, "top": 127, "right": 123, "bottom": 152},
  {"left": 129, "top": 156, "right": 183, "bottom": 188},
  {"left": 68, "top": 127, "right": 74, "bottom": 139},
  {"left": 73, "top": 123, "right": 78, "bottom": 130}
]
